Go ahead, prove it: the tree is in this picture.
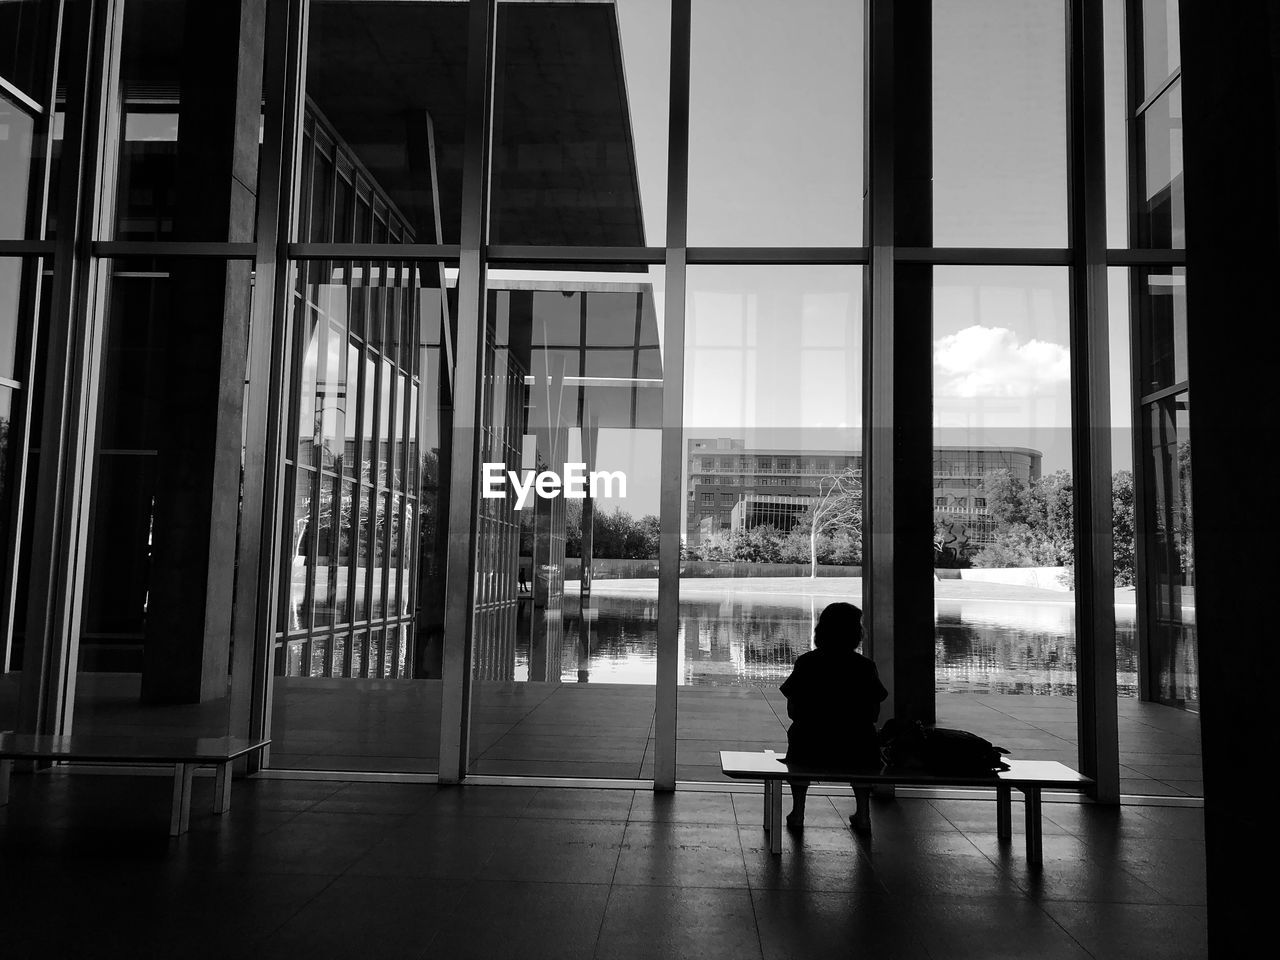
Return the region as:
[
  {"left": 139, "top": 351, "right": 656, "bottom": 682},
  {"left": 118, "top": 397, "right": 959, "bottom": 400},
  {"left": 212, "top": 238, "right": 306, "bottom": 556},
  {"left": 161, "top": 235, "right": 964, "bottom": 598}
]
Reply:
[
  {"left": 972, "top": 523, "right": 1064, "bottom": 568},
  {"left": 805, "top": 468, "right": 863, "bottom": 576},
  {"left": 1112, "top": 470, "right": 1136, "bottom": 586}
]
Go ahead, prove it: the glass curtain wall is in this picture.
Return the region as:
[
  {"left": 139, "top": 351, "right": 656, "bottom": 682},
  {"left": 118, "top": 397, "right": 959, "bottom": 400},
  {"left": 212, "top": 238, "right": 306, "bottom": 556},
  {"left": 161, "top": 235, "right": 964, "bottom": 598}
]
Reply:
[
  {"left": 673, "top": 0, "right": 865, "bottom": 782},
  {"left": 0, "top": 0, "right": 60, "bottom": 729},
  {"left": 0, "top": 0, "right": 1176, "bottom": 795},
  {"left": 265, "top": 0, "right": 464, "bottom": 772},
  {"left": 463, "top": 0, "right": 670, "bottom": 779},
  {"left": 928, "top": 1, "right": 1087, "bottom": 771},
  {"left": 71, "top": 0, "right": 267, "bottom": 737},
  {"left": 1116, "top": 0, "right": 1199, "bottom": 797}
]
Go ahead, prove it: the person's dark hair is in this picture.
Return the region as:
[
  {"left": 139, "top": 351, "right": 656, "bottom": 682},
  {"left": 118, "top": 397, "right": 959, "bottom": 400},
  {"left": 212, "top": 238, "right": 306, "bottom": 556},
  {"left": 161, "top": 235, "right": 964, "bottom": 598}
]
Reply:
[{"left": 813, "top": 602, "right": 863, "bottom": 651}]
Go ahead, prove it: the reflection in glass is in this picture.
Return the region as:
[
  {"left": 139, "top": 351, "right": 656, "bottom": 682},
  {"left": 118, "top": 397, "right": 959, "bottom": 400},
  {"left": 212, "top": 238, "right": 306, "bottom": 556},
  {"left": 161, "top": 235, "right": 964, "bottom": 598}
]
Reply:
[
  {"left": 1, "top": 257, "right": 28, "bottom": 381},
  {"left": 1140, "top": 0, "right": 1180, "bottom": 98},
  {"left": 492, "top": 0, "right": 669, "bottom": 245},
  {"left": 679, "top": 266, "right": 862, "bottom": 779},
  {"left": 0, "top": 92, "right": 37, "bottom": 240},
  {"left": 305, "top": 0, "right": 468, "bottom": 244},
  {"left": 932, "top": 268, "right": 1076, "bottom": 728},
  {"left": 114, "top": 0, "right": 266, "bottom": 240},
  {"left": 468, "top": 267, "right": 666, "bottom": 778},
  {"left": 933, "top": 0, "right": 1067, "bottom": 247},
  {"left": 1137, "top": 81, "right": 1184, "bottom": 249},
  {"left": 688, "top": 0, "right": 863, "bottom": 247},
  {"left": 1141, "top": 395, "right": 1195, "bottom": 706},
  {"left": 0, "top": 0, "right": 57, "bottom": 105},
  {"left": 72, "top": 257, "right": 256, "bottom": 738},
  {"left": 1135, "top": 268, "right": 1187, "bottom": 394}
]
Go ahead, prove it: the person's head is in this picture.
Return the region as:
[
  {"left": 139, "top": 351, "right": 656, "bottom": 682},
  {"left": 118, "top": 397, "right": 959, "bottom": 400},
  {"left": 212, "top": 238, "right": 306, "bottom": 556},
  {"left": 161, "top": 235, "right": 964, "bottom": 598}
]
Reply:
[{"left": 814, "top": 602, "right": 863, "bottom": 652}]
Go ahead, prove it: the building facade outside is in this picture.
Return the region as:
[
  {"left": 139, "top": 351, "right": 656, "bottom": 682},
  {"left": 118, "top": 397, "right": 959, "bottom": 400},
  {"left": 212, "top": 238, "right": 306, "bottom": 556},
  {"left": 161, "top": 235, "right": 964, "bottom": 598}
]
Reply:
[{"left": 687, "top": 436, "right": 1041, "bottom": 547}]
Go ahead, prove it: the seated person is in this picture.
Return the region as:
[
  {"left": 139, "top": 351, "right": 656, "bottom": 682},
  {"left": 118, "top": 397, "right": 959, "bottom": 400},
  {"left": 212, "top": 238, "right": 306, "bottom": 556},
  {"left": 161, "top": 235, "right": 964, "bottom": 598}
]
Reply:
[{"left": 780, "top": 602, "right": 887, "bottom": 832}]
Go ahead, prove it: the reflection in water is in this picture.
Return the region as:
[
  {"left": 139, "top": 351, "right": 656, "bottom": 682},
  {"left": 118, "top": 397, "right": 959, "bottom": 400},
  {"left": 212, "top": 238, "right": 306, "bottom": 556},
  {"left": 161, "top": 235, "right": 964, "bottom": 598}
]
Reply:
[{"left": 525, "top": 587, "right": 1150, "bottom": 695}]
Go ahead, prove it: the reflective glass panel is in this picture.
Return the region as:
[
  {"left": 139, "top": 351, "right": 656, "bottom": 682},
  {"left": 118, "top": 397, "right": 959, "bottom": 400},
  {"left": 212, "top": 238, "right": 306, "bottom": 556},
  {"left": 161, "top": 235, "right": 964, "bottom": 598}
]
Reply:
[
  {"left": 1141, "top": 395, "right": 1196, "bottom": 710},
  {"left": 932, "top": 268, "right": 1079, "bottom": 764},
  {"left": 681, "top": 265, "right": 862, "bottom": 781},
  {"left": 72, "top": 257, "right": 254, "bottom": 737},
  {"left": 271, "top": 254, "right": 444, "bottom": 772},
  {"left": 0, "top": 91, "right": 38, "bottom": 240},
  {"left": 1141, "top": 0, "right": 1180, "bottom": 98},
  {"left": 933, "top": 0, "right": 1068, "bottom": 247},
  {"left": 1137, "top": 81, "right": 1184, "bottom": 249},
  {"left": 688, "top": 0, "right": 864, "bottom": 247},
  {"left": 113, "top": 0, "right": 267, "bottom": 240},
  {"left": 1135, "top": 267, "right": 1187, "bottom": 394},
  {"left": 1109, "top": 271, "right": 1201, "bottom": 796},
  {"left": 304, "top": 0, "right": 468, "bottom": 244},
  {"left": 0, "top": 0, "right": 58, "bottom": 104},
  {"left": 468, "top": 265, "right": 666, "bottom": 778},
  {"left": 491, "top": 0, "right": 669, "bottom": 246}
]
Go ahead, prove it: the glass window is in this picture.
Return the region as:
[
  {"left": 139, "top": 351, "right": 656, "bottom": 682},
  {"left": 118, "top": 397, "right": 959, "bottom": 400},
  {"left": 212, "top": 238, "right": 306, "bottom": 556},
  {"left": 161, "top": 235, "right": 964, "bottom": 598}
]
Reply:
[
  {"left": 933, "top": 267, "right": 1078, "bottom": 748},
  {"left": 113, "top": 0, "right": 268, "bottom": 240},
  {"left": 491, "top": 0, "right": 669, "bottom": 246},
  {"left": 303, "top": 0, "right": 467, "bottom": 244},
  {"left": 72, "top": 257, "right": 256, "bottom": 737},
  {"left": 0, "top": 92, "right": 39, "bottom": 240},
  {"left": 933, "top": 0, "right": 1068, "bottom": 246},
  {"left": 1135, "top": 267, "right": 1187, "bottom": 394},
  {"left": 1137, "top": 81, "right": 1184, "bottom": 249},
  {"left": 1141, "top": 0, "right": 1181, "bottom": 97},
  {"left": 469, "top": 265, "right": 666, "bottom": 778},
  {"left": 681, "top": 265, "right": 861, "bottom": 779},
  {"left": 688, "top": 0, "right": 864, "bottom": 246},
  {"left": 0, "top": 0, "right": 58, "bottom": 105}
]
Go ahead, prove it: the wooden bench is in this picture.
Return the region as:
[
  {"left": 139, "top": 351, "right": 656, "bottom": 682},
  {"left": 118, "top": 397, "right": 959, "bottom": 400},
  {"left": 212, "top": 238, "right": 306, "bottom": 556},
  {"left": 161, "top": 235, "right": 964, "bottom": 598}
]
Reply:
[
  {"left": 0, "top": 733, "right": 270, "bottom": 837},
  {"left": 720, "top": 750, "right": 1093, "bottom": 865}
]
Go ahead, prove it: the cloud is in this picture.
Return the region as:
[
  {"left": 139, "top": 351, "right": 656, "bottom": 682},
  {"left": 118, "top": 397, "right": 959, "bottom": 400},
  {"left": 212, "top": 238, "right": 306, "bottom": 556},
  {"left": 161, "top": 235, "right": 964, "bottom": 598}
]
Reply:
[{"left": 933, "top": 325, "right": 1070, "bottom": 398}]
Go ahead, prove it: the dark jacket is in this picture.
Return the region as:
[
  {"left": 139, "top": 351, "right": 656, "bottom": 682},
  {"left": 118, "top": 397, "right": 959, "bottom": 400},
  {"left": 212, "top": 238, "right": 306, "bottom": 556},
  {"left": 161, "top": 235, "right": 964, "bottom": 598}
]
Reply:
[{"left": 780, "top": 648, "right": 888, "bottom": 768}]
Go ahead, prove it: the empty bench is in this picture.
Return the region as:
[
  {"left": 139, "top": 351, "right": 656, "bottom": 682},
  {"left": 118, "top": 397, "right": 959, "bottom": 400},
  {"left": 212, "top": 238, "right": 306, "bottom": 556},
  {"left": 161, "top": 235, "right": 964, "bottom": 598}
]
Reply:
[
  {"left": 0, "top": 733, "right": 270, "bottom": 837},
  {"left": 720, "top": 750, "right": 1093, "bottom": 865}
]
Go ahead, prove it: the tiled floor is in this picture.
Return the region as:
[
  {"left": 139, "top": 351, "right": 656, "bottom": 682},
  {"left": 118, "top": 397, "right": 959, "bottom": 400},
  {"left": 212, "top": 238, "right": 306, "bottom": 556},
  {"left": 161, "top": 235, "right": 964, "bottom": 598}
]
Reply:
[
  {"left": 0, "top": 774, "right": 1207, "bottom": 959},
  {"left": 1, "top": 671, "right": 1202, "bottom": 794}
]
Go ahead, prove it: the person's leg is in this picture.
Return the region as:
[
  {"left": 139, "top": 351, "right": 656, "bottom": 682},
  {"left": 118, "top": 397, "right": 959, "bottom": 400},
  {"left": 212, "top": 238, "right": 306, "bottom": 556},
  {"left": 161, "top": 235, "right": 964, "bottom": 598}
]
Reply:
[
  {"left": 849, "top": 784, "right": 872, "bottom": 832},
  {"left": 786, "top": 779, "right": 809, "bottom": 828}
]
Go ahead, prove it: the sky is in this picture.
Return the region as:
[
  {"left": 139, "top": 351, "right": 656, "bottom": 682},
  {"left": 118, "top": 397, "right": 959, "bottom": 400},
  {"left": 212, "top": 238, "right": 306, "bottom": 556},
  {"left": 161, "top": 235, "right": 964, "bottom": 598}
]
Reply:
[{"left": 574, "top": 0, "right": 1142, "bottom": 523}]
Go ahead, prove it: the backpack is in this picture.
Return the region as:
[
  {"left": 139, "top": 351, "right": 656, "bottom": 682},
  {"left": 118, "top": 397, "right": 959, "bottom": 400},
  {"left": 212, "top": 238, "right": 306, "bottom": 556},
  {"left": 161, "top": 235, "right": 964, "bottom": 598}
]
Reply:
[{"left": 879, "top": 719, "right": 1011, "bottom": 775}]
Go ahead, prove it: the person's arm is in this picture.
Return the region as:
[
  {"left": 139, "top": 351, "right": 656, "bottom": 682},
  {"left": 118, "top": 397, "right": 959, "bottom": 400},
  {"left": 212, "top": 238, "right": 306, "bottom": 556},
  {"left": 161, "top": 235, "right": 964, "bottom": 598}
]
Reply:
[
  {"left": 780, "top": 656, "right": 807, "bottom": 721},
  {"left": 863, "top": 659, "right": 889, "bottom": 723}
]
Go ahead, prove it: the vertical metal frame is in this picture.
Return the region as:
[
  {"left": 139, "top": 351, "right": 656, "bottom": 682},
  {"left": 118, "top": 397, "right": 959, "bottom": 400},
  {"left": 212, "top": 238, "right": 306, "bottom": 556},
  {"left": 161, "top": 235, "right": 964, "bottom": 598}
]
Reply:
[
  {"left": 654, "top": 0, "right": 691, "bottom": 792},
  {"left": 1122, "top": 0, "right": 1156, "bottom": 703},
  {"left": 437, "top": 0, "right": 496, "bottom": 783},
  {"left": 1067, "top": 0, "right": 1120, "bottom": 803},
  {"left": 229, "top": 0, "right": 310, "bottom": 764},
  {"left": 0, "top": 0, "right": 64, "bottom": 670},
  {"left": 862, "top": 0, "right": 895, "bottom": 706},
  {"left": 18, "top": 0, "right": 122, "bottom": 737}
]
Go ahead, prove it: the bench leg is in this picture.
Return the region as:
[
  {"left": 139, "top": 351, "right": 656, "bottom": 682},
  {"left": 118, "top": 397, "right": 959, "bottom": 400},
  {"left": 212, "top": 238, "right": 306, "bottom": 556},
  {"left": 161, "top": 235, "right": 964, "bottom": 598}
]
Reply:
[
  {"left": 0, "top": 758, "right": 11, "bottom": 806},
  {"left": 769, "top": 780, "right": 783, "bottom": 855},
  {"left": 763, "top": 781, "right": 772, "bottom": 832},
  {"left": 996, "top": 784, "right": 1012, "bottom": 842},
  {"left": 214, "top": 761, "right": 232, "bottom": 815},
  {"left": 170, "top": 763, "right": 194, "bottom": 837},
  {"left": 1021, "top": 785, "right": 1043, "bottom": 866}
]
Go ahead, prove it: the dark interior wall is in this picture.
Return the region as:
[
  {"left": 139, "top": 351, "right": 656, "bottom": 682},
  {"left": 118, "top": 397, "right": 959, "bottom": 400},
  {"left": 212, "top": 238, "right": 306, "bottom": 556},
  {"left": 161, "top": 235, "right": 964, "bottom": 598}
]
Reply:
[{"left": 1178, "top": 2, "right": 1280, "bottom": 954}]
